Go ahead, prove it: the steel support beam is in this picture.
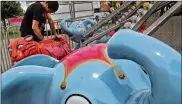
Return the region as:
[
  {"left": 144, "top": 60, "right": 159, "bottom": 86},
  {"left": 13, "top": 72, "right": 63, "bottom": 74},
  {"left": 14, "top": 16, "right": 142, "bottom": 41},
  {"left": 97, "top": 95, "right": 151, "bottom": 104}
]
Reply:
[
  {"left": 69, "top": 1, "right": 75, "bottom": 19},
  {"left": 84, "top": 2, "right": 143, "bottom": 44},
  {"left": 83, "top": 20, "right": 128, "bottom": 45},
  {"left": 83, "top": 2, "right": 144, "bottom": 45},
  {"left": 83, "top": 1, "right": 134, "bottom": 38},
  {"left": 143, "top": 1, "right": 182, "bottom": 35},
  {"left": 131, "top": 1, "right": 162, "bottom": 31}
]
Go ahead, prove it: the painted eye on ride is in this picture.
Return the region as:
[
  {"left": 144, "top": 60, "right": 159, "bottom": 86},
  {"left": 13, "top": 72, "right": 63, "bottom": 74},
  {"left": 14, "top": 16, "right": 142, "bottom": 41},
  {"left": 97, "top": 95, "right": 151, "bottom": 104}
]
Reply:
[
  {"left": 17, "top": 44, "right": 24, "bottom": 49},
  {"left": 8, "top": 47, "right": 12, "bottom": 52},
  {"left": 65, "top": 95, "right": 91, "bottom": 104},
  {"left": 76, "top": 24, "right": 82, "bottom": 28}
]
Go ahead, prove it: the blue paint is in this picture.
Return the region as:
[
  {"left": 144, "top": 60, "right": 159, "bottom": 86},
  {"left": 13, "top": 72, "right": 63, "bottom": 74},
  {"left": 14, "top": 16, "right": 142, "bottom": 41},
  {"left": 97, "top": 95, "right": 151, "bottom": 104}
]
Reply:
[
  {"left": 13, "top": 55, "right": 59, "bottom": 68},
  {"left": 89, "top": 35, "right": 111, "bottom": 45},
  {"left": 107, "top": 29, "right": 181, "bottom": 104}
]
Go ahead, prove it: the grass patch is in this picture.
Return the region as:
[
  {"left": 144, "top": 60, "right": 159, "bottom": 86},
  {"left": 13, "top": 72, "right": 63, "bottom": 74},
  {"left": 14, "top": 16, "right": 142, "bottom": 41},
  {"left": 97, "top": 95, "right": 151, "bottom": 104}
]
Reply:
[
  {"left": 1, "top": 26, "right": 21, "bottom": 39},
  {"left": 7, "top": 27, "right": 21, "bottom": 39}
]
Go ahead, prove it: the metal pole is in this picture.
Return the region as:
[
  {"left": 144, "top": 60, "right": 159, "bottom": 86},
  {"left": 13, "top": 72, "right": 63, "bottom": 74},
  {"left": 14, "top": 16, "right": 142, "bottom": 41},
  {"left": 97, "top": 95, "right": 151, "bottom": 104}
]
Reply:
[
  {"left": 1, "top": 33, "right": 8, "bottom": 72},
  {"left": 72, "top": 1, "right": 75, "bottom": 18},
  {"left": 46, "top": 22, "right": 49, "bottom": 39},
  {"left": 5, "top": 27, "right": 11, "bottom": 69},
  {"left": 69, "top": 1, "right": 75, "bottom": 19},
  {"left": 0, "top": 27, "right": 2, "bottom": 73}
]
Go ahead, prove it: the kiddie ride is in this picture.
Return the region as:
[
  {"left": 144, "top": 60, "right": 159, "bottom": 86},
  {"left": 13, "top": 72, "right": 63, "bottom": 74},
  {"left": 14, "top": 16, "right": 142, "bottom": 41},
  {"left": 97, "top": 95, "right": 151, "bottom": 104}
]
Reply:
[
  {"left": 8, "top": 15, "right": 146, "bottom": 63},
  {"left": 2, "top": 29, "right": 181, "bottom": 104},
  {"left": 60, "top": 17, "right": 115, "bottom": 44},
  {"left": 8, "top": 18, "right": 115, "bottom": 63}
]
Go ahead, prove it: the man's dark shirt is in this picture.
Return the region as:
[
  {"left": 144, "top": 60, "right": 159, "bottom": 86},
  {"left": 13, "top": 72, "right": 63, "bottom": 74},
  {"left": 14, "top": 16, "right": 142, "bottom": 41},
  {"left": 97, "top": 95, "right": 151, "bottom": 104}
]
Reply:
[{"left": 20, "top": 2, "right": 46, "bottom": 42}]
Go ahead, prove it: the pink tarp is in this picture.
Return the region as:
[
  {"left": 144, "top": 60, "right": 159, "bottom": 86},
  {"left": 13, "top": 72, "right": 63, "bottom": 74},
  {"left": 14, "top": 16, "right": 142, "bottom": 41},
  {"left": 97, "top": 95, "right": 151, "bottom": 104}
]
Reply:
[{"left": 8, "top": 17, "right": 23, "bottom": 26}]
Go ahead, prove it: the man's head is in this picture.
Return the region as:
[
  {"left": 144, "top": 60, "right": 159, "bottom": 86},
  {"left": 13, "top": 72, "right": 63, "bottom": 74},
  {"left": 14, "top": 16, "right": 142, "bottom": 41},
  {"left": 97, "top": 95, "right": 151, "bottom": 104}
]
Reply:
[{"left": 45, "top": 1, "right": 59, "bottom": 13}]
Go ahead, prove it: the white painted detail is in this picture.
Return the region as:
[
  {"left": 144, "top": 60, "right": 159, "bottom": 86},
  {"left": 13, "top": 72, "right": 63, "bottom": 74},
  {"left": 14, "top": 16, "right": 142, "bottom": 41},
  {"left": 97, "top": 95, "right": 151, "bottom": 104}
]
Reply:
[{"left": 66, "top": 96, "right": 90, "bottom": 104}]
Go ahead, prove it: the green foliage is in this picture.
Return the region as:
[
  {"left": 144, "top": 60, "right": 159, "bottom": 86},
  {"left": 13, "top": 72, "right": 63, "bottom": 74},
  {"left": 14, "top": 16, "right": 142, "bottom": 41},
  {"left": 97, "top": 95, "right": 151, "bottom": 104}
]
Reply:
[{"left": 1, "top": 1, "right": 24, "bottom": 19}]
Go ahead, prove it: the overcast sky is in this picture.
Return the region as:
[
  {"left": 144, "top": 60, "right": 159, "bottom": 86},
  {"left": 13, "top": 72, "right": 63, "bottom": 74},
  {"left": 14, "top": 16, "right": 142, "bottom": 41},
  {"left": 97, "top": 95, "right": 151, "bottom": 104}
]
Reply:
[{"left": 20, "top": 1, "right": 28, "bottom": 11}]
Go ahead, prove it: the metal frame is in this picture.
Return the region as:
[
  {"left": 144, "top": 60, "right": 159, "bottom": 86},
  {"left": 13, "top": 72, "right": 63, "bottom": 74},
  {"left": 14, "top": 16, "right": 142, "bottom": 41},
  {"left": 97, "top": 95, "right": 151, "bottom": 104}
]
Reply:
[
  {"left": 52, "top": 12, "right": 72, "bottom": 15},
  {"left": 73, "top": 2, "right": 134, "bottom": 49},
  {"left": 53, "top": 15, "right": 95, "bottom": 23},
  {"left": 83, "top": 1, "right": 134, "bottom": 39},
  {"left": 131, "top": 1, "right": 162, "bottom": 31},
  {"left": 53, "top": 2, "right": 94, "bottom": 21},
  {"left": 58, "top": 2, "right": 70, "bottom": 5},
  {"left": 83, "top": 1, "right": 181, "bottom": 46},
  {"left": 83, "top": 20, "right": 128, "bottom": 45},
  {"left": 124, "top": 2, "right": 144, "bottom": 20},
  {"left": 143, "top": 1, "right": 182, "bottom": 35},
  {"left": 46, "top": 1, "right": 94, "bottom": 32},
  {"left": 152, "top": 1, "right": 175, "bottom": 14},
  {"left": 70, "top": 1, "right": 75, "bottom": 18},
  {"left": 1, "top": 27, "right": 13, "bottom": 73},
  {"left": 73, "top": 2, "right": 94, "bottom": 19},
  {"left": 73, "top": 1, "right": 93, "bottom": 4},
  {"left": 75, "top": 9, "right": 94, "bottom": 12},
  {"left": 83, "top": 2, "right": 144, "bottom": 45}
]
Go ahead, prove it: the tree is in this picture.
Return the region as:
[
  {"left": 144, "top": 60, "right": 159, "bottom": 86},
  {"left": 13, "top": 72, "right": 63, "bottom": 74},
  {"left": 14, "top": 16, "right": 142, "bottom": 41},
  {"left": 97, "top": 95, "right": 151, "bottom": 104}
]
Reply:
[{"left": 1, "top": 1, "right": 24, "bottom": 29}]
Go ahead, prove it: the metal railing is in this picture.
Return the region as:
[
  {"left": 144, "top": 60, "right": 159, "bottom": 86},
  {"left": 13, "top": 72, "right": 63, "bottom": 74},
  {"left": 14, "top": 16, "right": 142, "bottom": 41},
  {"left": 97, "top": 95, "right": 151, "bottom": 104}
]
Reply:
[{"left": 1, "top": 27, "right": 13, "bottom": 73}]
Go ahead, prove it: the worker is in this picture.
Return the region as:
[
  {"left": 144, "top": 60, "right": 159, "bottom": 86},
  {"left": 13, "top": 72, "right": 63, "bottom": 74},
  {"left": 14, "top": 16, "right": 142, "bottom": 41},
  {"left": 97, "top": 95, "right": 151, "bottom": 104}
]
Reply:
[{"left": 20, "top": 1, "right": 59, "bottom": 42}]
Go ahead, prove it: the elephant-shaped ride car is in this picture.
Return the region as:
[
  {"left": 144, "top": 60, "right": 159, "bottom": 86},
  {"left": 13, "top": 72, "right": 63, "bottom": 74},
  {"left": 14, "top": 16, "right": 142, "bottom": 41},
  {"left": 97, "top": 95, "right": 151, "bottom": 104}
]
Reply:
[{"left": 60, "top": 17, "right": 113, "bottom": 44}]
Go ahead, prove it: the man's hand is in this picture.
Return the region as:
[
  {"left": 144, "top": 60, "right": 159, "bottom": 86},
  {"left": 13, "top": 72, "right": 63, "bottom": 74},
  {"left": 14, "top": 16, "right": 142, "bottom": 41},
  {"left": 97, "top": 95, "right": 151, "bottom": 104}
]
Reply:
[
  {"left": 47, "top": 13, "right": 59, "bottom": 40},
  {"left": 54, "top": 34, "right": 59, "bottom": 38},
  {"left": 54, "top": 34, "right": 60, "bottom": 41}
]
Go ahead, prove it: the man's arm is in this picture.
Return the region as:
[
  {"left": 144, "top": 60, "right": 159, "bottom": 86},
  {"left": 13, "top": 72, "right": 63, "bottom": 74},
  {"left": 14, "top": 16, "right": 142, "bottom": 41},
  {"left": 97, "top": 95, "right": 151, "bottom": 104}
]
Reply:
[
  {"left": 32, "top": 4, "right": 44, "bottom": 41},
  {"left": 32, "top": 20, "right": 44, "bottom": 41},
  {"left": 47, "top": 13, "right": 58, "bottom": 38}
]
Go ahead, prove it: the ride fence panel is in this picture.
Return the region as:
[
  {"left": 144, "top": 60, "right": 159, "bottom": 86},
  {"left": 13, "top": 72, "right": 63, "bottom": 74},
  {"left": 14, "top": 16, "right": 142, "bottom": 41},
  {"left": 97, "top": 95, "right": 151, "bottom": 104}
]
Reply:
[
  {"left": 1, "top": 27, "right": 13, "bottom": 73},
  {"left": 146, "top": 12, "right": 181, "bottom": 54}
]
